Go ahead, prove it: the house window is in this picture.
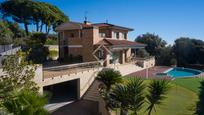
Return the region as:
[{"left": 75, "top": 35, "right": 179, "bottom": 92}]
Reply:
[
  {"left": 121, "top": 33, "right": 127, "bottom": 39},
  {"left": 80, "top": 31, "right": 83, "bottom": 38},
  {"left": 98, "top": 49, "right": 104, "bottom": 59},
  {"left": 63, "top": 40, "right": 66, "bottom": 45},
  {"left": 99, "top": 33, "right": 106, "bottom": 38},
  {"left": 59, "top": 32, "right": 62, "bottom": 41},
  {"left": 113, "top": 32, "right": 119, "bottom": 39},
  {"left": 70, "top": 33, "right": 74, "bottom": 38}
]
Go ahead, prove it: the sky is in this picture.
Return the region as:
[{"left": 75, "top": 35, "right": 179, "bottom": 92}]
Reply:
[{"left": 2, "top": 0, "right": 204, "bottom": 44}]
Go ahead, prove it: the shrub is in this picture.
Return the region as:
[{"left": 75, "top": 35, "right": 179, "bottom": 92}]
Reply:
[
  {"left": 3, "top": 90, "right": 49, "bottom": 115},
  {"left": 48, "top": 50, "right": 58, "bottom": 60},
  {"left": 170, "top": 58, "right": 177, "bottom": 66},
  {"left": 137, "top": 49, "right": 150, "bottom": 58},
  {"left": 97, "top": 68, "right": 123, "bottom": 92},
  {"left": 25, "top": 33, "right": 49, "bottom": 63},
  {"left": 45, "top": 38, "right": 58, "bottom": 45}
]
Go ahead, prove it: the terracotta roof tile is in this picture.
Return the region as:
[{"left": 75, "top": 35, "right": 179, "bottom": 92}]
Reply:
[
  {"left": 93, "top": 23, "right": 133, "bottom": 31},
  {"left": 96, "top": 39, "right": 146, "bottom": 47}
]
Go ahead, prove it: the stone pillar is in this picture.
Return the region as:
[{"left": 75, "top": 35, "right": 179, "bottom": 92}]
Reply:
[
  {"left": 120, "top": 50, "right": 125, "bottom": 64},
  {"left": 77, "top": 79, "right": 80, "bottom": 100},
  {"left": 34, "top": 65, "right": 43, "bottom": 94},
  {"left": 105, "top": 54, "right": 110, "bottom": 66}
]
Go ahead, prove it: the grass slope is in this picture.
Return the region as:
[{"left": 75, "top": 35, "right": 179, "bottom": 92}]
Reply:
[
  {"left": 144, "top": 84, "right": 197, "bottom": 115},
  {"left": 174, "top": 77, "right": 204, "bottom": 94},
  {"left": 114, "top": 80, "right": 198, "bottom": 115}
]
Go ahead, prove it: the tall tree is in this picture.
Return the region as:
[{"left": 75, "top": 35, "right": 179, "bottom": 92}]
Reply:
[
  {"left": 156, "top": 45, "right": 175, "bottom": 66},
  {"left": 135, "top": 33, "right": 167, "bottom": 56},
  {"left": 7, "top": 21, "right": 26, "bottom": 38},
  {"left": 173, "top": 37, "right": 204, "bottom": 66},
  {"left": 0, "top": 20, "right": 13, "bottom": 45},
  {"left": 0, "top": 0, "right": 34, "bottom": 35},
  {"left": 25, "top": 33, "right": 49, "bottom": 63},
  {"left": 135, "top": 33, "right": 175, "bottom": 66},
  {"left": 0, "top": 0, "right": 69, "bottom": 35}
]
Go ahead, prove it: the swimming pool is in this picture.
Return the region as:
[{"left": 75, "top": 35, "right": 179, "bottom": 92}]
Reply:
[{"left": 164, "top": 67, "right": 202, "bottom": 78}]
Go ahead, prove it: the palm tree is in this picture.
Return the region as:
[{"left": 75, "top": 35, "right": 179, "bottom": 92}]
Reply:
[
  {"left": 3, "top": 90, "right": 49, "bottom": 115},
  {"left": 146, "top": 79, "right": 170, "bottom": 115},
  {"left": 126, "top": 78, "right": 145, "bottom": 115},
  {"left": 110, "top": 78, "right": 146, "bottom": 115},
  {"left": 110, "top": 84, "right": 129, "bottom": 115},
  {"left": 97, "top": 68, "right": 123, "bottom": 92}
]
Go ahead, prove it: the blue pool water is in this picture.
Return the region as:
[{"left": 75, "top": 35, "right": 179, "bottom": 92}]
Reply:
[{"left": 165, "top": 67, "right": 202, "bottom": 78}]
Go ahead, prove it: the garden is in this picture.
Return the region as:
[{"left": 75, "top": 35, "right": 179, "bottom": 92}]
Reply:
[{"left": 97, "top": 69, "right": 204, "bottom": 115}]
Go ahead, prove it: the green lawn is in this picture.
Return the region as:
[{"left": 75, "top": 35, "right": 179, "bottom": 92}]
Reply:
[
  {"left": 114, "top": 80, "right": 199, "bottom": 115},
  {"left": 173, "top": 77, "right": 204, "bottom": 94},
  {"left": 143, "top": 84, "right": 197, "bottom": 115}
]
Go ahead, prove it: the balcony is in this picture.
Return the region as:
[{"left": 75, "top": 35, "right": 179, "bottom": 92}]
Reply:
[{"left": 129, "top": 56, "right": 155, "bottom": 68}]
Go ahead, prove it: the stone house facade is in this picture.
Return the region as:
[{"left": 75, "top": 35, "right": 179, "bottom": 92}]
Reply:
[{"left": 56, "top": 21, "right": 146, "bottom": 66}]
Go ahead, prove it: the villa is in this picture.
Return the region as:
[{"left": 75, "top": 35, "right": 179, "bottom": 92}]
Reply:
[{"left": 56, "top": 21, "right": 151, "bottom": 67}]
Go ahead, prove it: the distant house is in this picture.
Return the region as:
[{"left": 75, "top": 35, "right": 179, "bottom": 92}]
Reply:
[{"left": 56, "top": 21, "right": 147, "bottom": 66}]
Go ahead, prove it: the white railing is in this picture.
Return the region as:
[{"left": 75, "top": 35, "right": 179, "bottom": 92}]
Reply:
[
  {"left": 133, "top": 56, "right": 155, "bottom": 61},
  {"left": 43, "top": 61, "right": 102, "bottom": 71},
  {"left": 132, "top": 56, "right": 155, "bottom": 68},
  {"left": 0, "top": 44, "right": 13, "bottom": 53},
  {"left": 43, "top": 61, "right": 103, "bottom": 79},
  {"left": 0, "top": 46, "right": 21, "bottom": 56}
]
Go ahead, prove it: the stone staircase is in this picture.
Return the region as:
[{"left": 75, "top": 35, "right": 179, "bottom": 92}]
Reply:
[{"left": 83, "top": 80, "right": 110, "bottom": 115}]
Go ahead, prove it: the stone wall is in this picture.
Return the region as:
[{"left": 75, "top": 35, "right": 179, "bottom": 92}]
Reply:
[
  {"left": 137, "top": 57, "right": 155, "bottom": 68},
  {"left": 41, "top": 67, "right": 102, "bottom": 98}
]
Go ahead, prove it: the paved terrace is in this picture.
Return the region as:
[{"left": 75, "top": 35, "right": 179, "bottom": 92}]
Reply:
[
  {"left": 127, "top": 66, "right": 172, "bottom": 79},
  {"left": 43, "top": 56, "right": 155, "bottom": 80}
]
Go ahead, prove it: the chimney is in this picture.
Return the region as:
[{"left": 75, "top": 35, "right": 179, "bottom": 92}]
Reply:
[
  {"left": 84, "top": 20, "right": 92, "bottom": 25},
  {"left": 84, "top": 12, "right": 91, "bottom": 25}
]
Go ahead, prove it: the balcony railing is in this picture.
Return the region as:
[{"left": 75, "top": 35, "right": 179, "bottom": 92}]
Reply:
[
  {"left": 133, "top": 56, "right": 155, "bottom": 61},
  {"left": 43, "top": 61, "right": 102, "bottom": 79},
  {"left": 129, "top": 56, "right": 155, "bottom": 68}
]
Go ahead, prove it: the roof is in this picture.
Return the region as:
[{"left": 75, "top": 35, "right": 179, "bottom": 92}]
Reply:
[
  {"left": 56, "top": 21, "right": 97, "bottom": 31},
  {"left": 96, "top": 39, "right": 146, "bottom": 48},
  {"left": 56, "top": 21, "right": 134, "bottom": 31},
  {"left": 93, "top": 23, "right": 134, "bottom": 31}
]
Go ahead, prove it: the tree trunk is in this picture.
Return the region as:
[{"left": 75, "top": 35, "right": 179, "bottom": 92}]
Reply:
[
  {"left": 45, "top": 24, "right": 48, "bottom": 33},
  {"left": 36, "top": 21, "right": 39, "bottom": 32},
  {"left": 46, "top": 26, "right": 50, "bottom": 35},
  {"left": 40, "top": 22, "right": 43, "bottom": 32},
  {"left": 24, "top": 23, "right": 29, "bottom": 35}
]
